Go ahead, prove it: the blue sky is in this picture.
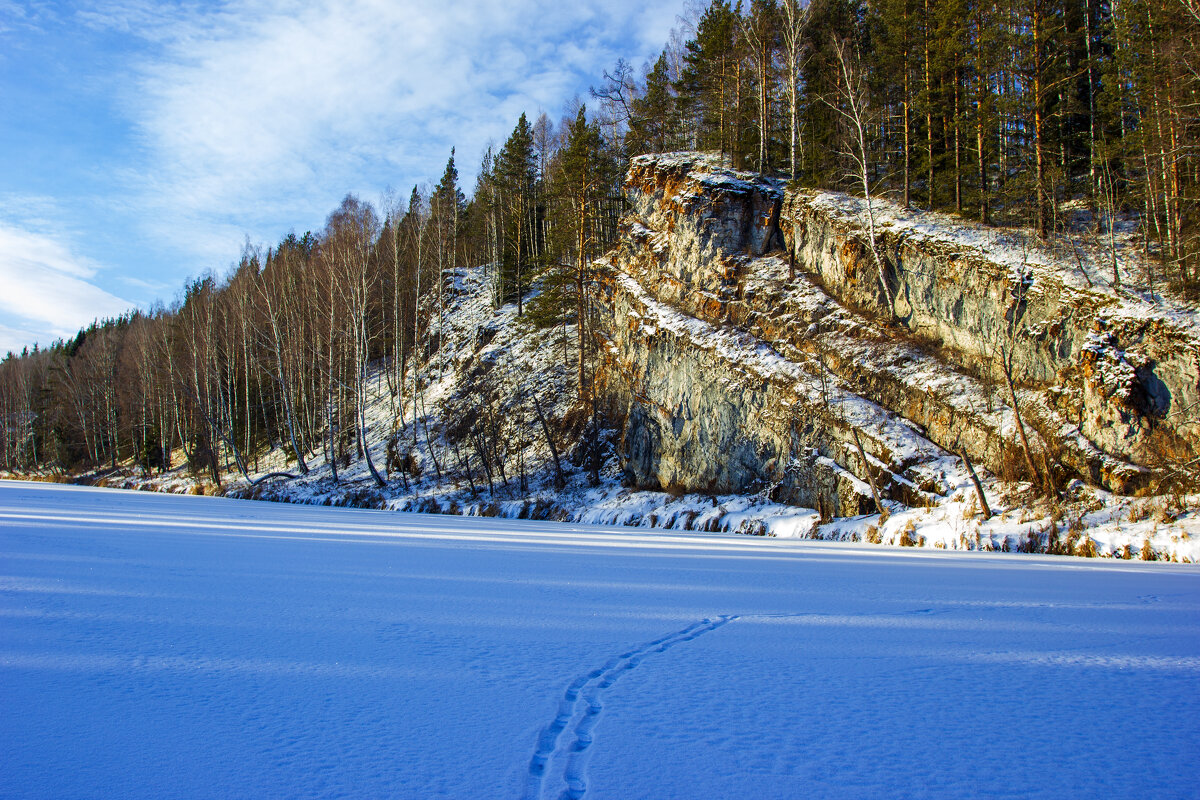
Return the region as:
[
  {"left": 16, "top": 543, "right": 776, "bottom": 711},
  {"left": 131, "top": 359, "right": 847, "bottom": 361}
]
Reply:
[{"left": 0, "top": 0, "right": 682, "bottom": 355}]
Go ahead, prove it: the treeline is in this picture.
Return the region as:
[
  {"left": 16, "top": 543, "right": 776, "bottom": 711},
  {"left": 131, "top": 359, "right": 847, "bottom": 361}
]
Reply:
[
  {"left": 1, "top": 0, "right": 1196, "bottom": 478},
  {"left": 0, "top": 108, "right": 619, "bottom": 479},
  {"left": 601, "top": 0, "right": 1197, "bottom": 284}
]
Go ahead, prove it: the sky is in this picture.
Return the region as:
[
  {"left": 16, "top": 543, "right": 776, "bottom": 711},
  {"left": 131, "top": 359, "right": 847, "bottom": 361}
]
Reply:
[{"left": 0, "top": 0, "right": 683, "bottom": 355}]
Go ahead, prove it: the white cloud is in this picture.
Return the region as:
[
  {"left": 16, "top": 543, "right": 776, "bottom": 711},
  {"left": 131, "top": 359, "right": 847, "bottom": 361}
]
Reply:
[
  {"left": 0, "top": 0, "right": 682, "bottom": 354},
  {"left": 0, "top": 1, "right": 58, "bottom": 36},
  {"left": 117, "top": 274, "right": 170, "bottom": 293},
  {"left": 0, "top": 320, "right": 45, "bottom": 358},
  {"left": 0, "top": 223, "right": 132, "bottom": 349},
  {"left": 0, "top": 192, "right": 63, "bottom": 233},
  {"left": 111, "top": 0, "right": 681, "bottom": 266}
]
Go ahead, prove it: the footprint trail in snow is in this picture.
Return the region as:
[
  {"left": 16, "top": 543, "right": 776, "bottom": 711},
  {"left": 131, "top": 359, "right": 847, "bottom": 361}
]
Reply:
[{"left": 523, "top": 615, "right": 738, "bottom": 800}]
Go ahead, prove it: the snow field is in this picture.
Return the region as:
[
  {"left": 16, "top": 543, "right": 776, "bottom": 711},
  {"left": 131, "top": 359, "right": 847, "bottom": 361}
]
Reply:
[{"left": 3, "top": 481, "right": 1199, "bottom": 798}]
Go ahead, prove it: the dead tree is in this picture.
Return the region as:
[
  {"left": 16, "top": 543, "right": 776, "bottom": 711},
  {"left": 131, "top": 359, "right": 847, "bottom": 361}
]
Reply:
[
  {"left": 993, "top": 259, "right": 1044, "bottom": 489},
  {"left": 852, "top": 428, "right": 890, "bottom": 523}
]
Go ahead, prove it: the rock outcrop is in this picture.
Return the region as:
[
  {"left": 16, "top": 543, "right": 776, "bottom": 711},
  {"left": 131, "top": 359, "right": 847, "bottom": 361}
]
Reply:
[
  {"left": 784, "top": 190, "right": 1200, "bottom": 490},
  {"left": 595, "top": 152, "right": 1199, "bottom": 508}
]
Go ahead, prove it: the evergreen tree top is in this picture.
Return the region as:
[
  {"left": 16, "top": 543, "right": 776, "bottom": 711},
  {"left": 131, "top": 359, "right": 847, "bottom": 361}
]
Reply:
[
  {"left": 433, "top": 148, "right": 465, "bottom": 214},
  {"left": 497, "top": 113, "right": 538, "bottom": 193}
]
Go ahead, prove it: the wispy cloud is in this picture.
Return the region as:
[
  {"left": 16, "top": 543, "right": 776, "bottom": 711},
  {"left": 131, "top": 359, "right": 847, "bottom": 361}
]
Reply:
[
  {"left": 0, "top": 1, "right": 58, "bottom": 36},
  {"left": 0, "top": 321, "right": 44, "bottom": 358},
  {"left": 109, "top": 0, "right": 680, "bottom": 268},
  {"left": 0, "top": 1, "right": 681, "bottom": 352},
  {"left": 117, "top": 274, "right": 171, "bottom": 293},
  {"left": 0, "top": 223, "right": 132, "bottom": 352}
]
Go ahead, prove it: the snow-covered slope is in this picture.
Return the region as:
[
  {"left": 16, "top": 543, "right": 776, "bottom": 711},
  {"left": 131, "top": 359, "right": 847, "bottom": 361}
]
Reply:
[
  {"left": 3, "top": 481, "right": 1198, "bottom": 798},
  {"left": 84, "top": 253, "right": 1198, "bottom": 562},
  {"left": 58, "top": 153, "right": 1200, "bottom": 562}
]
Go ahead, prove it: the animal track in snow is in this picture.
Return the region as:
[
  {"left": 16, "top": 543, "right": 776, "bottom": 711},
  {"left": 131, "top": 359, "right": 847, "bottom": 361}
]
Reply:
[{"left": 523, "top": 616, "right": 738, "bottom": 800}]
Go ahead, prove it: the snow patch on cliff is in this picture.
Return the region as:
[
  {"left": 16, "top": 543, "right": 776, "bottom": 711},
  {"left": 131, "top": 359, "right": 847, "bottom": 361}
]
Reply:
[{"left": 802, "top": 190, "right": 1200, "bottom": 338}]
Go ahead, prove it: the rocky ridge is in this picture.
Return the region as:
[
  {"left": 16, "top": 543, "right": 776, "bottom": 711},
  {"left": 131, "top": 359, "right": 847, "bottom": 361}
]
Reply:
[
  {"left": 49, "top": 152, "right": 1200, "bottom": 561},
  {"left": 595, "top": 152, "right": 1200, "bottom": 511}
]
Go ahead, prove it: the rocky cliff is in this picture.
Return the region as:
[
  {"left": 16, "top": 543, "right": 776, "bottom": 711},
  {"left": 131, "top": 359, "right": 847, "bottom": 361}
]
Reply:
[
  {"left": 595, "top": 153, "right": 1200, "bottom": 512},
  {"left": 89, "top": 151, "right": 1199, "bottom": 559}
]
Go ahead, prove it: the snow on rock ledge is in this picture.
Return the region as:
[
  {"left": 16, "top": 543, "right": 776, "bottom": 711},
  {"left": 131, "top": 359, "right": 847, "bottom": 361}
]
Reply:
[
  {"left": 598, "top": 153, "right": 950, "bottom": 516},
  {"left": 785, "top": 190, "right": 1200, "bottom": 490},
  {"left": 600, "top": 152, "right": 1199, "bottom": 501}
]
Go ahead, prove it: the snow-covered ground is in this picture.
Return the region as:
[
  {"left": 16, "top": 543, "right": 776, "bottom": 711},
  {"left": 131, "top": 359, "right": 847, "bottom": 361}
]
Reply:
[
  {"left": 60, "top": 261, "right": 1196, "bottom": 564},
  {"left": 3, "top": 480, "right": 1198, "bottom": 799}
]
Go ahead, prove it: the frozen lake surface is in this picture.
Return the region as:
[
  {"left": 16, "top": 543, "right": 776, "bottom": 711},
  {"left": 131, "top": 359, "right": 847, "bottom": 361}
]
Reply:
[{"left": 2, "top": 480, "right": 1198, "bottom": 799}]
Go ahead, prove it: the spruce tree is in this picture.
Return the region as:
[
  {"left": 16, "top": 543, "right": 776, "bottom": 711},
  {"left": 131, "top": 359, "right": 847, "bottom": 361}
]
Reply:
[{"left": 557, "top": 107, "right": 614, "bottom": 399}]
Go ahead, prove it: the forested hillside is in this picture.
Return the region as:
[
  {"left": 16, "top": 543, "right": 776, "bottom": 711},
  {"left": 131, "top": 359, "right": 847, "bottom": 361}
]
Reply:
[{"left": 1, "top": 0, "right": 1196, "bottom": 506}]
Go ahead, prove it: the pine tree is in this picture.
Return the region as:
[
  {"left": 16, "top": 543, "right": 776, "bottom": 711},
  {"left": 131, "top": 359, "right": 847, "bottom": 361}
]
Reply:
[
  {"left": 628, "top": 52, "right": 676, "bottom": 156},
  {"left": 802, "top": 0, "right": 870, "bottom": 186},
  {"left": 876, "top": 0, "right": 918, "bottom": 205},
  {"left": 676, "top": 1, "right": 741, "bottom": 157},
  {"left": 741, "top": 0, "right": 781, "bottom": 172},
  {"left": 556, "top": 107, "right": 615, "bottom": 399},
  {"left": 431, "top": 149, "right": 465, "bottom": 305},
  {"left": 931, "top": 0, "right": 970, "bottom": 214},
  {"left": 495, "top": 114, "right": 539, "bottom": 314}
]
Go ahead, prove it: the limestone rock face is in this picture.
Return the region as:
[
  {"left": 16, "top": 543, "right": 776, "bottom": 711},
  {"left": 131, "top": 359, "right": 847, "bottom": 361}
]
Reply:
[
  {"left": 596, "top": 152, "right": 1199, "bottom": 506},
  {"left": 783, "top": 191, "right": 1200, "bottom": 487},
  {"left": 594, "top": 265, "right": 902, "bottom": 517},
  {"left": 622, "top": 153, "right": 783, "bottom": 314},
  {"left": 597, "top": 154, "right": 941, "bottom": 515}
]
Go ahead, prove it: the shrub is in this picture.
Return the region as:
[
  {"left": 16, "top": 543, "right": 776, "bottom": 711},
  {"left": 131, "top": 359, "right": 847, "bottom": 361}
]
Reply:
[{"left": 1128, "top": 502, "right": 1151, "bottom": 523}]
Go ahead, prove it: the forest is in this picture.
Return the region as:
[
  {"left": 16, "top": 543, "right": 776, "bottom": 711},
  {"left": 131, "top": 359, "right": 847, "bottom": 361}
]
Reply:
[{"left": 1, "top": 0, "right": 1196, "bottom": 482}]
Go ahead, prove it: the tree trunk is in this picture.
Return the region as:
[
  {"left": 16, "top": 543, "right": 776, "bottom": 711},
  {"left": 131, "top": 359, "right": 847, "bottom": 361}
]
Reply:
[
  {"left": 532, "top": 392, "right": 565, "bottom": 489},
  {"left": 1002, "top": 354, "right": 1041, "bottom": 486},
  {"left": 853, "top": 428, "right": 889, "bottom": 522},
  {"left": 960, "top": 447, "right": 992, "bottom": 519},
  {"left": 577, "top": 196, "right": 588, "bottom": 402},
  {"left": 1034, "top": 0, "right": 1049, "bottom": 239}
]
